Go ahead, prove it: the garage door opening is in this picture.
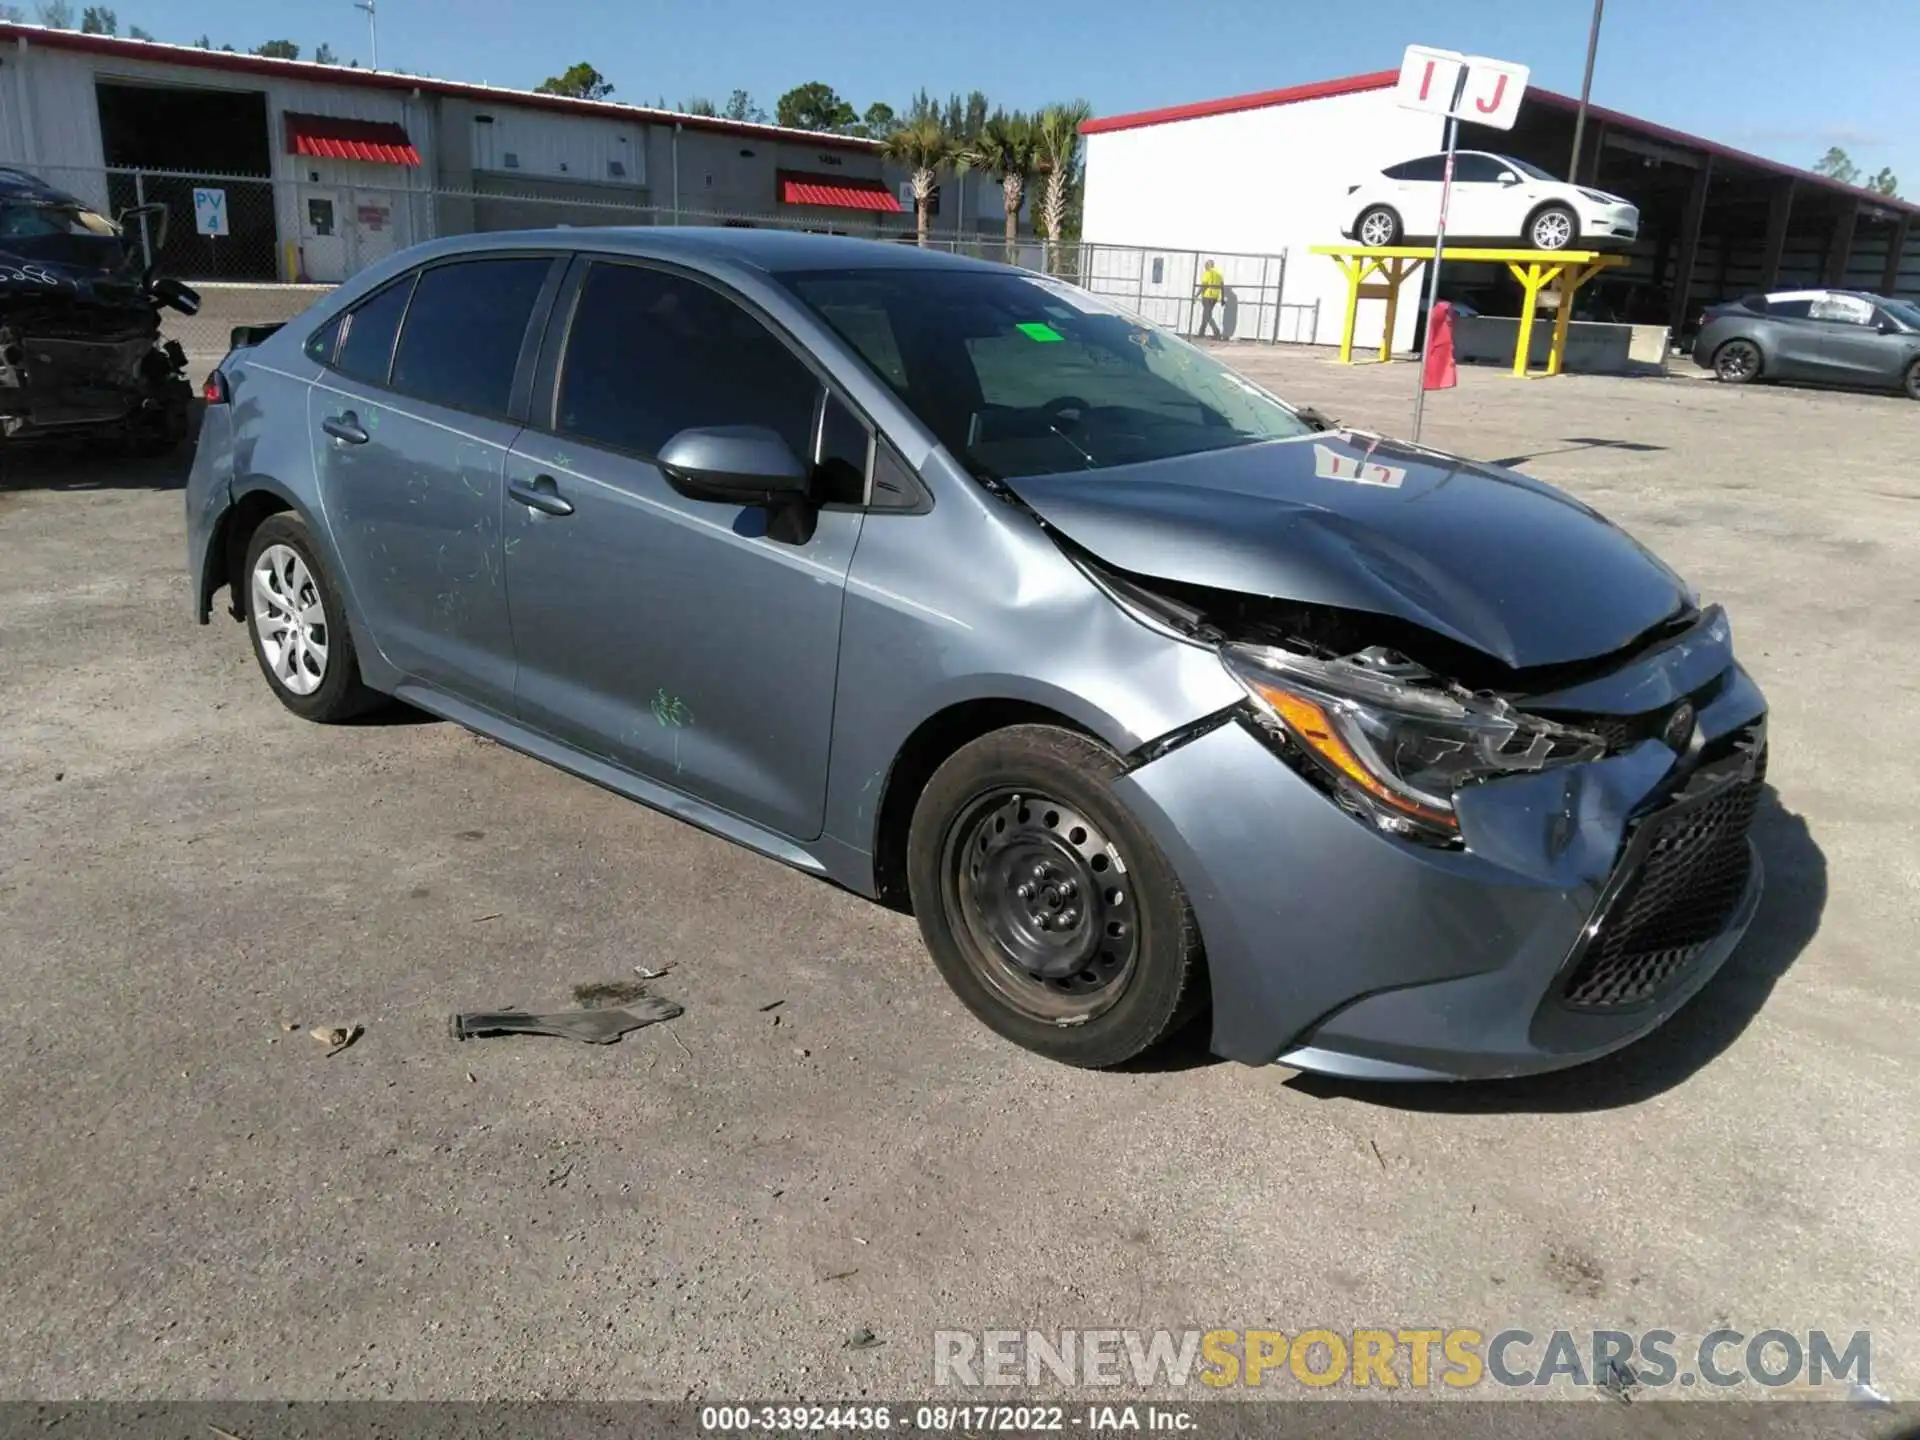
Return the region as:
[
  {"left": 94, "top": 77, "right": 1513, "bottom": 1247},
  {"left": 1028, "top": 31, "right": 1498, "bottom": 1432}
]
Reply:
[{"left": 96, "top": 82, "right": 277, "bottom": 280}]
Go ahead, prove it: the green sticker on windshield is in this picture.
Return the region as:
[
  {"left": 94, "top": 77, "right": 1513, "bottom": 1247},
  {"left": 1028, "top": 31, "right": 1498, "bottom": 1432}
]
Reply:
[{"left": 1016, "top": 321, "right": 1064, "bottom": 343}]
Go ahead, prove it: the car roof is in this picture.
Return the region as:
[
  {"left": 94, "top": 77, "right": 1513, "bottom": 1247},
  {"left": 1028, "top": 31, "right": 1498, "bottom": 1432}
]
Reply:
[
  {"left": 399, "top": 226, "right": 1013, "bottom": 277},
  {"left": 1764, "top": 288, "right": 1877, "bottom": 303},
  {"left": 0, "top": 166, "right": 90, "bottom": 208}
]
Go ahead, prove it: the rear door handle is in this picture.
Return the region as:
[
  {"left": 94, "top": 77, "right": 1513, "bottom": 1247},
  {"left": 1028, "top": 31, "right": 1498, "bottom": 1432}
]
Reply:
[
  {"left": 509, "top": 473, "right": 575, "bottom": 517},
  {"left": 322, "top": 411, "right": 369, "bottom": 445}
]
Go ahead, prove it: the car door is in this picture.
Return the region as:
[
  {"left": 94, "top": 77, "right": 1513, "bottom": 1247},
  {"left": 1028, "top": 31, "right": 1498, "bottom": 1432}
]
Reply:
[
  {"left": 308, "top": 253, "right": 561, "bottom": 713},
  {"left": 1444, "top": 153, "right": 1509, "bottom": 239},
  {"left": 1755, "top": 296, "right": 1821, "bottom": 378},
  {"left": 1382, "top": 155, "right": 1447, "bottom": 236},
  {"left": 501, "top": 257, "right": 869, "bottom": 841},
  {"left": 1803, "top": 293, "right": 1902, "bottom": 382}
]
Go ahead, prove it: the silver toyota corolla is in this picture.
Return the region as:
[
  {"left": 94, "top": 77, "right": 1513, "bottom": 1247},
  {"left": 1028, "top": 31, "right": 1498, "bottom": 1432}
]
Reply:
[{"left": 185, "top": 230, "right": 1769, "bottom": 1079}]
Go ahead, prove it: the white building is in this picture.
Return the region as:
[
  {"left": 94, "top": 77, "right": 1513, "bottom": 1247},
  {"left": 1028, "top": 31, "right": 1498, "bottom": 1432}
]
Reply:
[
  {"left": 1081, "top": 68, "right": 1920, "bottom": 351},
  {"left": 0, "top": 21, "right": 1024, "bottom": 284}
]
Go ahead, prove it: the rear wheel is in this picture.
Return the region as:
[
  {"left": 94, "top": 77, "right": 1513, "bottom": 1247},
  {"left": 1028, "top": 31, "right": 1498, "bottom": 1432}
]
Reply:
[
  {"left": 907, "top": 724, "right": 1207, "bottom": 1069},
  {"left": 243, "top": 513, "right": 384, "bottom": 723},
  {"left": 1713, "top": 338, "right": 1763, "bottom": 385},
  {"left": 1528, "top": 204, "right": 1578, "bottom": 251},
  {"left": 1355, "top": 206, "right": 1402, "bottom": 248}
]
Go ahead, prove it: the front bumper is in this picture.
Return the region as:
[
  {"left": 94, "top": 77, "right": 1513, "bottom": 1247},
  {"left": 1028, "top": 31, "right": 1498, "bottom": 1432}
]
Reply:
[
  {"left": 1578, "top": 200, "right": 1640, "bottom": 244},
  {"left": 1113, "top": 652, "right": 1768, "bottom": 1079}
]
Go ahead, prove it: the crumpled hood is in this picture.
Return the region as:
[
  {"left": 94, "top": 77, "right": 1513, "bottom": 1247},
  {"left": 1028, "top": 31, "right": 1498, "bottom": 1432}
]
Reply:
[{"left": 1001, "top": 432, "right": 1692, "bottom": 669}]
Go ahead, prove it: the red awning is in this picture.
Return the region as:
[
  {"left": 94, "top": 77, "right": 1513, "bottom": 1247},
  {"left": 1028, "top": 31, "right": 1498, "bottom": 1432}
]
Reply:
[
  {"left": 285, "top": 112, "right": 421, "bottom": 166},
  {"left": 777, "top": 172, "right": 901, "bottom": 213}
]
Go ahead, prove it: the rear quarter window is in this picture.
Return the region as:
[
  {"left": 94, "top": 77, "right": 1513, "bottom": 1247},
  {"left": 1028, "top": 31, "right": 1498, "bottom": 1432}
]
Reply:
[{"left": 389, "top": 257, "right": 553, "bottom": 415}]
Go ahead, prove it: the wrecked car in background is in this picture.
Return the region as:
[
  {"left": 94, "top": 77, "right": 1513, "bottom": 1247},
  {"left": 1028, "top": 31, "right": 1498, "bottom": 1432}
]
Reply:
[
  {"left": 185, "top": 230, "right": 1769, "bottom": 1081},
  {"left": 0, "top": 166, "right": 200, "bottom": 454}
]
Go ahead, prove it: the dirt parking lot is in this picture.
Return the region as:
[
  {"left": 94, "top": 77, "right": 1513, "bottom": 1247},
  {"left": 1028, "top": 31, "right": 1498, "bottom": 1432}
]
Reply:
[{"left": 1, "top": 349, "right": 1916, "bottom": 1402}]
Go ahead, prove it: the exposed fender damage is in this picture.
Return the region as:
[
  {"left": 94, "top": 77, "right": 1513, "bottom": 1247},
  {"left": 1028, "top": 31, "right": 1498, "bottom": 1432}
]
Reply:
[{"left": 0, "top": 168, "right": 201, "bottom": 455}]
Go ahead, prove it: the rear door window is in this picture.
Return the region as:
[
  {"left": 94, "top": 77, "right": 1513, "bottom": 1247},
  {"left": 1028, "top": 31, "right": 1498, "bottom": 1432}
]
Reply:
[
  {"left": 389, "top": 257, "right": 553, "bottom": 415},
  {"left": 333, "top": 276, "right": 415, "bottom": 386},
  {"left": 1385, "top": 156, "right": 1447, "bottom": 182},
  {"left": 554, "top": 261, "right": 821, "bottom": 461}
]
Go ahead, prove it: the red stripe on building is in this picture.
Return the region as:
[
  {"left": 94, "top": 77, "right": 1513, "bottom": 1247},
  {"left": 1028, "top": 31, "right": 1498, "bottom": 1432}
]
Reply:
[
  {"left": 285, "top": 112, "right": 423, "bottom": 166},
  {"left": 777, "top": 173, "right": 902, "bottom": 212}
]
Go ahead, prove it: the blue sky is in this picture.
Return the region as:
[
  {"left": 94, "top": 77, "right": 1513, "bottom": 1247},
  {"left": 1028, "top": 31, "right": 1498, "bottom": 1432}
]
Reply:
[{"left": 127, "top": 0, "right": 1915, "bottom": 190}]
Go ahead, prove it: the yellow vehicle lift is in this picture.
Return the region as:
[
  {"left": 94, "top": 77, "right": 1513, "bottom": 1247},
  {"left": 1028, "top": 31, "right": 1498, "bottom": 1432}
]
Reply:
[{"left": 1310, "top": 245, "right": 1630, "bottom": 378}]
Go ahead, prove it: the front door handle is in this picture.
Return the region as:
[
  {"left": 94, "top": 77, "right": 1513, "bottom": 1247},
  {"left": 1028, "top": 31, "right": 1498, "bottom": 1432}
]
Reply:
[
  {"left": 509, "top": 473, "right": 575, "bottom": 517},
  {"left": 322, "top": 411, "right": 369, "bottom": 445}
]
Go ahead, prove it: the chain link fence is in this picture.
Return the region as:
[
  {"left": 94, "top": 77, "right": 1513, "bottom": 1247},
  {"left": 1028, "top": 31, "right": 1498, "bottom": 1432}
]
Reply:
[{"left": 20, "top": 164, "right": 1309, "bottom": 371}]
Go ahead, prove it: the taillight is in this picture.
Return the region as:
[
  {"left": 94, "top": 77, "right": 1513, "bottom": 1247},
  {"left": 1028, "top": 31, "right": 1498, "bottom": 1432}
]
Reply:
[{"left": 203, "top": 370, "right": 229, "bottom": 404}]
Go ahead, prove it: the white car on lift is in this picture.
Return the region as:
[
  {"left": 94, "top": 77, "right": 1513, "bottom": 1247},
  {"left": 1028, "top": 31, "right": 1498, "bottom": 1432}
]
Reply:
[{"left": 1342, "top": 151, "right": 1641, "bottom": 251}]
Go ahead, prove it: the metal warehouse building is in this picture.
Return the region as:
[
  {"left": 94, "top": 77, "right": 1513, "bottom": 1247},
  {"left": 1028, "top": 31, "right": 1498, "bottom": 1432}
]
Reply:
[
  {"left": 1080, "top": 69, "right": 1920, "bottom": 353},
  {"left": 0, "top": 22, "right": 1020, "bottom": 284}
]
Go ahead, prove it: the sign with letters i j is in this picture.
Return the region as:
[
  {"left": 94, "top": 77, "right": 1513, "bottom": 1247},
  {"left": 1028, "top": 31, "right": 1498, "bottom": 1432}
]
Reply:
[{"left": 1395, "top": 45, "right": 1529, "bottom": 131}]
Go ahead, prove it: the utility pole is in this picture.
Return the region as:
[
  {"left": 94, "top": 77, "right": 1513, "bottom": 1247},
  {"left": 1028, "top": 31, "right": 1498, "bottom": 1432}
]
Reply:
[
  {"left": 1567, "top": 0, "right": 1604, "bottom": 182},
  {"left": 354, "top": 0, "right": 378, "bottom": 69}
]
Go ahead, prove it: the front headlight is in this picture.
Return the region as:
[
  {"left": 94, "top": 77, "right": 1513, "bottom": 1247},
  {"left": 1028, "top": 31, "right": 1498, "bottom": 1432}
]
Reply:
[
  {"left": 1577, "top": 188, "right": 1617, "bottom": 205},
  {"left": 1221, "top": 643, "right": 1604, "bottom": 844}
]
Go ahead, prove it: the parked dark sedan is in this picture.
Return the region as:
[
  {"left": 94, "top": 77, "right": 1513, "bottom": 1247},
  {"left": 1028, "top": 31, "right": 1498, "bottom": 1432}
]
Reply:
[
  {"left": 187, "top": 230, "right": 1769, "bottom": 1079},
  {"left": 1693, "top": 288, "right": 1920, "bottom": 397}
]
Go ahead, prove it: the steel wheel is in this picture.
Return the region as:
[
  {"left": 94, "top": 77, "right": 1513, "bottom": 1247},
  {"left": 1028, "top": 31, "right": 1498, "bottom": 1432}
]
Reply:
[
  {"left": 1357, "top": 207, "right": 1400, "bottom": 247},
  {"left": 1714, "top": 339, "right": 1762, "bottom": 384},
  {"left": 943, "top": 788, "right": 1140, "bottom": 1024},
  {"left": 1530, "top": 207, "right": 1575, "bottom": 250},
  {"left": 251, "top": 543, "right": 329, "bottom": 696}
]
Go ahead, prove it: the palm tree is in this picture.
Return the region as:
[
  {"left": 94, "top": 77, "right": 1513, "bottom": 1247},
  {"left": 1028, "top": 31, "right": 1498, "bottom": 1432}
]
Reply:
[
  {"left": 882, "top": 116, "right": 956, "bottom": 247},
  {"left": 1035, "top": 100, "right": 1092, "bottom": 273},
  {"left": 965, "top": 113, "right": 1040, "bottom": 263}
]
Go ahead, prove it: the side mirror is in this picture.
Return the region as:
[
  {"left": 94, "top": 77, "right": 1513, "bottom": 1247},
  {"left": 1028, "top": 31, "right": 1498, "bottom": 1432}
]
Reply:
[
  {"left": 1497, "top": 170, "right": 1520, "bottom": 185},
  {"left": 657, "top": 425, "right": 812, "bottom": 507},
  {"left": 1878, "top": 318, "right": 1901, "bottom": 334},
  {"left": 152, "top": 275, "right": 200, "bottom": 316}
]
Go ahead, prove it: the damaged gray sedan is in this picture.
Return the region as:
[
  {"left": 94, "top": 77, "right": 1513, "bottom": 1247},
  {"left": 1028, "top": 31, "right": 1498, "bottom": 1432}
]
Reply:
[{"left": 186, "top": 231, "right": 1767, "bottom": 1079}]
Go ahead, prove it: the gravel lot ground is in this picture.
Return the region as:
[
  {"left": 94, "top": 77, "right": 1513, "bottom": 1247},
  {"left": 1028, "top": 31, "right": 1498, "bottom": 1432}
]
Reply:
[{"left": 1, "top": 347, "right": 1915, "bottom": 1403}]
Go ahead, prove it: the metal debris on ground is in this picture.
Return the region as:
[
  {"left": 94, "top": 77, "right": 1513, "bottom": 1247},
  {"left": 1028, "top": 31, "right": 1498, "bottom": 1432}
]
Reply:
[
  {"left": 759, "top": 1000, "right": 785, "bottom": 1012},
  {"left": 310, "top": 1024, "right": 361, "bottom": 1056},
  {"left": 846, "top": 1327, "right": 882, "bottom": 1350},
  {"left": 634, "top": 964, "right": 672, "bottom": 980},
  {"left": 449, "top": 996, "right": 683, "bottom": 1045}
]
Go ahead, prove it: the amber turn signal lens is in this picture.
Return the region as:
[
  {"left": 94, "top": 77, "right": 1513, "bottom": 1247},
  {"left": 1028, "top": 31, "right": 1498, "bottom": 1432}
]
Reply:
[{"left": 1248, "top": 679, "right": 1458, "bottom": 830}]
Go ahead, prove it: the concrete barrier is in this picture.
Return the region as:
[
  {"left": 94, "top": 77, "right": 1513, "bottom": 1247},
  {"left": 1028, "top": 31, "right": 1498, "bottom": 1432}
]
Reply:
[{"left": 1453, "top": 315, "right": 1671, "bottom": 375}]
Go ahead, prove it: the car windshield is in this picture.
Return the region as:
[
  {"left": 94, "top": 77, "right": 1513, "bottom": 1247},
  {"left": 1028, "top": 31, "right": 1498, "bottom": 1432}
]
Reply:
[
  {"left": 1499, "top": 155, "right": 1561, "bottom": 182},
  {"left": 1879, "top": 297, "right": 1920, "bottom": 329},
  {"left": 774, "top": 266, "right": 1313, "bottom": 480},
  {"left": 0, "top": 200, "right": 117, "bottom": 241}
]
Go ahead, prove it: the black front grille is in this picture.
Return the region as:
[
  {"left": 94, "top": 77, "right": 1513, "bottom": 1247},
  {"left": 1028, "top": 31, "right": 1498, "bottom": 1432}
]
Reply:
[{"left": 1561, "top": 750, "right": 1766, "bottom": 1010}]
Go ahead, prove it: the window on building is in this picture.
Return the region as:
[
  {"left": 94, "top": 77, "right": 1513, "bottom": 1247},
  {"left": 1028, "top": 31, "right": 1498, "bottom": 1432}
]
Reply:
[
  {"left": 333, "top": 275, "right": 416, "bottom": 386},
  {"left": 555, "top": 262, "right": 820, "bottom": 461},
  {"left": 389, "top": 258, "right": 553, "bottom": 415}
]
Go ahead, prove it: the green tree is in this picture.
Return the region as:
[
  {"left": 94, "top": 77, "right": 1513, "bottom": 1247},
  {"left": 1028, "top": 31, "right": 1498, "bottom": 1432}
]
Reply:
[
  {"left": 1035, "top": 100, "right": 1092, "bottom": 272},
  {"left": 193, "top": 33, "right": 211, "bottom": 47},
  {"left": 253, "top": 39, "right": 299, "bottom": 59},
  {"left": 882, "top": 115, "right": 956, "bottom": 246},
  {"left": 855, "top": 101, "right": 897, "bottom": 139},
  {"left": 127, "top": 22, "right": 150, "bottom": 38},
  {"left": 78, "top": 4, "right": 112, "bottom": 32},
  {"left": 777, "top": 81, "right": 856, "bottom": 132},
  {"left": 966, "top": 112, "right": 1040, "bottom": 261},
  {"left": 0, "top": 4, "right": 28, "bottom": 20},
  {"left": 1813, "top": 146, "right": 1861, "bottom": 187},
  {"left": 681, "top": 96, "right": 718, "bottom": 116},
  {"left": 1868, "top": 166, "right": 1899, "bottom": 197},
  {"left": 535, "top": 62, "right": 614, "bottom": 100},
  {"left": 723, "top": 89, "right": 767, "bottom": 124},
  {"left": 36, "top": 1, "right": 73, "bottom": 27},
  {"left": 314, "top": 41, "right": 338, "bottom": 64}
]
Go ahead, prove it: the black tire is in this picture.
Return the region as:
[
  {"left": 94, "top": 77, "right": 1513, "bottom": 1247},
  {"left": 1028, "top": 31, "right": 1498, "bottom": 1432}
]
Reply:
[
  {"left": 1905, "top": 358, "right": 1920, "bottom": 400},
  {"left": 1354, "top": 205, "right": 1403, "bottom": 248},
  {"left": 906, "top": 724, "right": 1207, "bottom": 1069},
  {"left": 1527, "top": 203, "right": 1579, "bottom": 251},
  {"left": 1713, "top": 338, "right": 1763, "bottom": 385},
  {"left": 242, "top": 512, "right": 385, "bottom": 723}
]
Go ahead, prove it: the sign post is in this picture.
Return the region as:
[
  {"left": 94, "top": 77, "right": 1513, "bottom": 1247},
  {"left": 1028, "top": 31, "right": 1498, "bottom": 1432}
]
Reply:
[
  {"left": 1395, "top": 46, "right": 1529, "bottom": 441},
  {"left": 193, "top": 186, "right": 229, "bottom": 275}
]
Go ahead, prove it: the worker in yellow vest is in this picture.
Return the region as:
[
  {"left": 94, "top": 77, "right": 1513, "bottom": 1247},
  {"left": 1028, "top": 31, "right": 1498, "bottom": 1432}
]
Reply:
[{"left": 1196, "top": 260, "right": 1225, "bottom": 339}]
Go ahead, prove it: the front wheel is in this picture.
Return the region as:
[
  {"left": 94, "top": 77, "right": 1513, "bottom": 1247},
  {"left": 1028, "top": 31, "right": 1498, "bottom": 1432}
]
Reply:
[
  {"left": 1713, "top": 338, "right": 1763, "bottom": 385},
  {"left": 1528, "top": 204, "right": 1578, "bottom": 251},
  {"left": 906, "top": 724, "right": 1207, "bottom": 1068},
  {"left": 1905, "top": 358, "right": 1920, "bottom": 400}
]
